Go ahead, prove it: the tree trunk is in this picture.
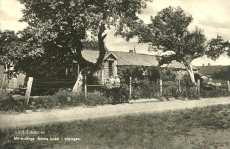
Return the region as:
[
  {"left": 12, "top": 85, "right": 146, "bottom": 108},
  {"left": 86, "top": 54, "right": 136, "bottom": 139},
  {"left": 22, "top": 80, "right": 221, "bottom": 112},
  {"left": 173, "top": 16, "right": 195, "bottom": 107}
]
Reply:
[
  {"left": 72, "top": 24, "right": 107, "bottom": 93},
  {"left": 72, "top": 70, "right": 84, "bottom": 94},
  {"left": 186, "top": 64, "right": 196, "bottom": 85}
]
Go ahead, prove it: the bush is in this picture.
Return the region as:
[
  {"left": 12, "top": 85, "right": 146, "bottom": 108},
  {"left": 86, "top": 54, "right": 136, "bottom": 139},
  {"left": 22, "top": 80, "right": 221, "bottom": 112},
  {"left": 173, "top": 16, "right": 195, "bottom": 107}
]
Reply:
[
  {"left": 161, "top": 81, "right": 177, "bottom": 99},
  {"left": 102, "top": 84, "right": 129, "bottom": 104},
  {"left": 0, "top": 88, "right": 111, "bottom": 112},
  {"left": 160, "top": 69, "right": 177, "bottom": 81},
  {"left": 0, "top": 91, "right": 26, "bottom": 112},
  {"left": 31, "top": 96, "right": 58, "bottom": 109},
  {"left": 117, "top": 65, "right": 160, "bottom": 84},
  {"left": 85, "top": 91, "right": 109, "bottom": 106},
  {"left": 161, "top": 81, "right": 199, "bottom": 100},
  {"left": 132, "top": 80, "right": 158, "bottom": 99},
  {"left": 201, "top": 88, "right": 230, "bottom": 98},
  {"left": 0, "top": 90, "right": 12, "bottom": 101},
  {"left": 30, "top": 89, "right": 110, "bottom": 109},
  {"left": 180, "top": 86, "right": 199, "bottom": 100},
  {"left": 129, "top": 78, "right": 199, "bottom": 100}
]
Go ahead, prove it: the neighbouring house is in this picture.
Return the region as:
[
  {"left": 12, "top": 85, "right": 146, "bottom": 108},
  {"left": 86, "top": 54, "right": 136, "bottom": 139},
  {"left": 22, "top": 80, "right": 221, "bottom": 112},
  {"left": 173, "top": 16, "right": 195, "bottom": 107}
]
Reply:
[
  {"left": 0, "top": 59, "right": 27, "bottom": 89},
  {"left": 196, "top": 64, "right": 230, "bottom": 80},
  {"left": 161, "top": 61, "right": 199, "bottom": 80},
  {"left": 68, "top": 49, "right": 198, "bottom": 84},
  {"left": 161, "top": 61, "right": 198, "bottom": 72}
]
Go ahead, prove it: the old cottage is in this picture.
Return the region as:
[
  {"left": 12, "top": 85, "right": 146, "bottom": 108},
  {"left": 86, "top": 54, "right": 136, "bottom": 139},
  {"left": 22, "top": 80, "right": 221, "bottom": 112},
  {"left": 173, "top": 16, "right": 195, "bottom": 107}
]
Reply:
[
  {"left": 196, "top": 64, "right": 230, "bottom": 80},
  {"left": 67, "top": 49, "right": 198, "bottom": 84}
]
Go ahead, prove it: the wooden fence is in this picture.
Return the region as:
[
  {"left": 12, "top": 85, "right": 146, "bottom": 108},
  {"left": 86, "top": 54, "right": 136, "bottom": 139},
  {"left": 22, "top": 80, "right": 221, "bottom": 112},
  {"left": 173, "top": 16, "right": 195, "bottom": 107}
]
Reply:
[
  {"left": 1, "top": 72, "right": 26, "bottom": 90},
  {"left": 84, "top": 76, "right": 230, "bottom": 100},
  {"left": 4, "top": 75, "right": 230, "bottom": 105}
]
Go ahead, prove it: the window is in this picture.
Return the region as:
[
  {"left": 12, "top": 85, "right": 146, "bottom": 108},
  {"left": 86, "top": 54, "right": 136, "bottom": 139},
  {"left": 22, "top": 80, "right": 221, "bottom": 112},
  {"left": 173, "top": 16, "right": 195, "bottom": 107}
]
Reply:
[{"left": 109, "top": 61, "right": 113, "bottom": 77}]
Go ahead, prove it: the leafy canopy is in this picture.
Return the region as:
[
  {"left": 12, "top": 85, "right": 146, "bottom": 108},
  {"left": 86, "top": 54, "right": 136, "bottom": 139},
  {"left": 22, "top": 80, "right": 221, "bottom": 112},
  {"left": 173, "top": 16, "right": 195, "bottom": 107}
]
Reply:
[
  {"left": 206, "top": 36, "right": 230, "bottom": 60},
  {"left": 138, "top": 6, "right": 207, "bottom": 67},
  {"left": 16, "top": 0, "right": 150, "bottom": 76},
  {"left": 18, "top": 0, "right": 149, "bottom": 54},
  {"left": 16, "top": 0, "right": 150, "bottom": 77},
  {"left": 0, "top": 30, "right": 24, "bottom": 66}
]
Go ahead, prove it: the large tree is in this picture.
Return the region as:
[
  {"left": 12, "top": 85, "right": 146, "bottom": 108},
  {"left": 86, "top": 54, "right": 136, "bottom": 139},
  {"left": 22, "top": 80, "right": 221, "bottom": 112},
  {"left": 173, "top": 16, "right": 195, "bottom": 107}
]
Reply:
[
  {"left": 16, "top": 27, "right": 72, "bottom": 78},
  {"left": 136, "top": 6, "right": 207, "bottom": 84},
  {"left": 18, "top": 0, "right": 150, "bottom": 93},
  {"left": 0, "top": 30, "right": 20, "bottom": 71},
  {"left": 0, "top": 30, "right": 27, "bottom": 88},
  {"left": 206, "top": 35, "right": 230, "bottom": 60}
]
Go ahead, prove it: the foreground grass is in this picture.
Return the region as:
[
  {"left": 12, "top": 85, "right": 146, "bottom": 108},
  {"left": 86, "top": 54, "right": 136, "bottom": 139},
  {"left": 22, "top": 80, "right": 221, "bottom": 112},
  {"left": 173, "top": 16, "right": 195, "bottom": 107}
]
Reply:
[{"left": 1, "top": 104, "right": 230, "bottom": 149}]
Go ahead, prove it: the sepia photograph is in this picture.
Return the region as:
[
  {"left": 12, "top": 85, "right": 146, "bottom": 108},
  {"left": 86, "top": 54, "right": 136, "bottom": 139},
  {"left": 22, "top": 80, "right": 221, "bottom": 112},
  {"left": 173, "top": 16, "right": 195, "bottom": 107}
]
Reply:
[{"left": 0, "top": 0, "right": 230, "bottom": 148}]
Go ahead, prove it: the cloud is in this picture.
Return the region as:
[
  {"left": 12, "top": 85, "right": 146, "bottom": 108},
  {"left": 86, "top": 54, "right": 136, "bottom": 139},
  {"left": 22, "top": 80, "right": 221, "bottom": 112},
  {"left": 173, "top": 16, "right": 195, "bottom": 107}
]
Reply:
[
  {"left": 0, "top": 0, "right": 28, "bottom": 31},
  {"left": 0, "top": 20, "right": 28, "bottom": 32},
  {"left": 192, "top": 54, "right": 230, "bottom": 66},
  {"left": 196, "top": 11, "right": 230, "bottom": 30},
  {"left": 0, "top": 9, "right": 19, "bottom": 21}
]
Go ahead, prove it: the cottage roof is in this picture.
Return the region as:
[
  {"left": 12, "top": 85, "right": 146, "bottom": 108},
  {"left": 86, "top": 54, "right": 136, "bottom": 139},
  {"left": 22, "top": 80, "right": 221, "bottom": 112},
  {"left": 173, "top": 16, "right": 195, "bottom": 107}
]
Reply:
[
  {"left": 196, "top": 65, "right": 230, "bottom": 75},
  {"left": 79, "top": 50, "right": 158, "bottom": 66},
  {"left": 161, "top": 61, "right": 198, "bottom": 70},
  {"left": 111, "top": 51, "right": 158, "bottom": 66},
  {"left": 76, "top": 50, "right": 197, "bottom": 70}
]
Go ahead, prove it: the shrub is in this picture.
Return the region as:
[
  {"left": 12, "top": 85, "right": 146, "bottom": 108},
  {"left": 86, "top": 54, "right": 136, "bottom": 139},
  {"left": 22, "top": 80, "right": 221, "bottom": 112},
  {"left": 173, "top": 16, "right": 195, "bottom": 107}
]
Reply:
[
  {"left": 87, "top": 74, "right": 101, "bottom": 85},
  {"left": 0, "top": 90, "right": 12, "bottom": 101},
  {"left": 31, "top": 96, "right": 58, "bottom": 109},
  {"left": 162, "top": 85, "right": 178, "bottom": 99},
  {"left": 160, "top": 80, "right": 199, "bottom": 100},
  {"left": 160, "top": 69, "right": 177, "bottom": 81},
  {"left": 0, "top": 88, "right": 112, "bottom": 112},
  {"left": 102, "top": 84, "right": 129, "bottom": 104},
  {"left": 180, "top": 86, "right": 200, "bottom": 100},
  {"left": 60, "top": 91, "right": 110, "bottom": 107},
  {"left": 132, "top": 80, "right": 158, "bottom": 99},
  {"left": 30, "top": 89, "right": 110, "bottom": 109},
  {"left": 117, "top": 65, "right": 160, "bottom": 84},
  {"left": 180, "top": 73, "right": 194, "bottom": 87},
  {"left": 201, "top": 88, "right": 230, "bottom": 98},
  {"left": 85, "top": 91, "right": 109, "bottom": 106},
  {"left": 53, "top": 89, "right": 73, "bottom": 105},
  {"left": 0, "top": 91, "right": 26, "bottom": 112}
]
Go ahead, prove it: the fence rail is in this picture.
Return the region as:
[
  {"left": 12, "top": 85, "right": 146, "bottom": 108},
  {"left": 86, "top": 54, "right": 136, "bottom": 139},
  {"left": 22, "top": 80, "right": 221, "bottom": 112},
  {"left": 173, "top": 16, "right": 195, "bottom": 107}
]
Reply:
[{"left": 3, "top": 75, "right": 230, "bottom": 103}]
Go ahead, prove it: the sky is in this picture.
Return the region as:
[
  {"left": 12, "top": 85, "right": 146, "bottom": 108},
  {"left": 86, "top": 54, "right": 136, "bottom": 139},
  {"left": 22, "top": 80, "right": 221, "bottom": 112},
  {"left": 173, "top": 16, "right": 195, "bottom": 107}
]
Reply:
[{"left": 0, "top": 0, "right": 230, "bottom": 66}]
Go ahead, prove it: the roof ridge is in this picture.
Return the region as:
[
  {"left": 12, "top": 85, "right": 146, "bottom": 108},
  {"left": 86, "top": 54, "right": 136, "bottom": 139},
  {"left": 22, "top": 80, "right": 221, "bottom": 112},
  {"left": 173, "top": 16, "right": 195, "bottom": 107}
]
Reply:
[
  {"left": 111, "top": 51, "right": 157, "bottom": 56},
  {"left": 196, "top": 65, "right": 230, "bottom": 67}
]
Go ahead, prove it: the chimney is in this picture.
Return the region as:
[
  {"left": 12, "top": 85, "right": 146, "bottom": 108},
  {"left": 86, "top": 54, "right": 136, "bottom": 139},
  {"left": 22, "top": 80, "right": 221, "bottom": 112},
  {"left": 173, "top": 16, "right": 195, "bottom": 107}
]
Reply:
[
  {"left": 134, "top": 46, "right": 136, "bottom": 54},
  {"left": 129, "top": 50, "right": 134, "bottom": 53},
  {"left": 202, "top": 64, "right": 204, "bottom": 66},
  {"left": 208, "top": 63, "right": 211, "bottom": 66}
]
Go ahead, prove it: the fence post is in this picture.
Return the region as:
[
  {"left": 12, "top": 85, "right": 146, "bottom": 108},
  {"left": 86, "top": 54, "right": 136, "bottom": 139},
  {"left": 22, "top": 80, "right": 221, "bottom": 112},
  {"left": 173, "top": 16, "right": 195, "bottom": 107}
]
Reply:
[
  {"left": 84, "top": 75, "right": 87, "bottom": 99},
  {"left": 129, "top": 77, "right": 132, "bottom": 100},
  {"left": 178, "top": 79, "right": 181, "bottom": 92},
  {"left": 1, "top": 73, "right": 6, "bottom": 90},
  {"left": 25, "top": 77, "right": 33, "bottom": 106},
  {"left": 197, "top": 79, "right": 200, "bottom": 99},
  {"left": 159, "top": 79, "right": 162, "bottom": 95},
  {"left": 228, "top": 81, "right": 230, "bottom": 92}
]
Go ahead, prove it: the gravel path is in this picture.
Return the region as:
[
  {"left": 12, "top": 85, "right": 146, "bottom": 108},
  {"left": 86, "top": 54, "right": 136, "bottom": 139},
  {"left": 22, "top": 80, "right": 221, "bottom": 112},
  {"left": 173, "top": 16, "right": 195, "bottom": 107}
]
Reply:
[{"left": 0, "top": 97, "right": 230, "bottom": 128}]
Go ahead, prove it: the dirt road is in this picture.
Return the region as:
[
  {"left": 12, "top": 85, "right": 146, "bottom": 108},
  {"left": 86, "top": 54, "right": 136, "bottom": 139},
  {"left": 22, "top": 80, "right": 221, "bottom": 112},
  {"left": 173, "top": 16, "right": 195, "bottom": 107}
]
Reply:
[{"left": 0, "top": 97, "right": 230, "bottom": 128}]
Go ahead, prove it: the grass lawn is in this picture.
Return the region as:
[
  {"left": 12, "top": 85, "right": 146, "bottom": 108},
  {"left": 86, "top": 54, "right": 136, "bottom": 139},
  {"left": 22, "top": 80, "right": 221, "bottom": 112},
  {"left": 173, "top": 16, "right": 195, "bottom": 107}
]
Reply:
[{"left": 1, "top": 104, "right": 230, "bottom": 149}]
